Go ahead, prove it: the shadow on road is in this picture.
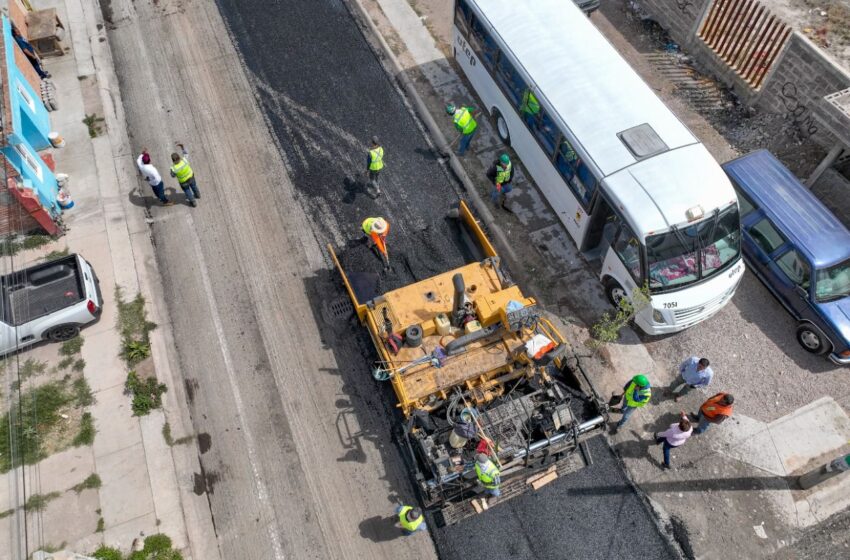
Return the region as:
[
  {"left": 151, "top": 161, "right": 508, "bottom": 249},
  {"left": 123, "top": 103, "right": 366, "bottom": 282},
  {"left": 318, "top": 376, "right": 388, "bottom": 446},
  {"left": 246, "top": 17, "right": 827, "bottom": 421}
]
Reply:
[
  {"left": 568, "top": 474, "right": 796, "bottom": 494},
  {"left": 359, "top": 514, "right": 403, "bottom": 543}
]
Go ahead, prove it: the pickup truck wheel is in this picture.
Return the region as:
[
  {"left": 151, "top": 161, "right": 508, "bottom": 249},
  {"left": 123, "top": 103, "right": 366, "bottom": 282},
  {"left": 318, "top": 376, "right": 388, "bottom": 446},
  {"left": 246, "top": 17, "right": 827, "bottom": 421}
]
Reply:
[
  {"left": 45, "top": 324, "right": 80, "bottom": 342},
  {"left": 795, "top": 323, "right": 829, "bottom": 355}
]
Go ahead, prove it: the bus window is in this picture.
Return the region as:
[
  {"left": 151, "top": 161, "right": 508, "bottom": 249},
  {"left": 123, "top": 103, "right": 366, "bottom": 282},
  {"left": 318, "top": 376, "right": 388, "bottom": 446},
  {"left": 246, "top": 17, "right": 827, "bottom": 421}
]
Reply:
[
  {"left": 495, "top": 54, "right": 526, "bottom": 107},
  {"left": 556, "top": 139, "right": 595, "bottom": 206},
  {"left": 455, "top": 0, "right": 472, "bottom": 35},
  {"left": 613, "top": 224, "right": 642, "bottom": 282},
  {"left": 531, "top": 109, "right": 558, "bottom": 156},
  {"left": 469, "top": 17, "right": 498, "bottom": 69}
]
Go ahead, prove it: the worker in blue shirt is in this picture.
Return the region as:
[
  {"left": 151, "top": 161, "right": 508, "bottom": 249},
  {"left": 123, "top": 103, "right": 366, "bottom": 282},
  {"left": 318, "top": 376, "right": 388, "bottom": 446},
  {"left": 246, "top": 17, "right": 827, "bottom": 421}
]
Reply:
[{"left": 670, "top": 356, "right": 713, "bottom": 402}]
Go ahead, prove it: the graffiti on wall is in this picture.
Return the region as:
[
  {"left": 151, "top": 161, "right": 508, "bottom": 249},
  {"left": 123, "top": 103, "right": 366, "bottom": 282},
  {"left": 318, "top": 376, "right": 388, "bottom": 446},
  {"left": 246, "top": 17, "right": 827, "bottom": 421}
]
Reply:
[{"left": 779, "top": 82, "right": 819, "bottom": 138}]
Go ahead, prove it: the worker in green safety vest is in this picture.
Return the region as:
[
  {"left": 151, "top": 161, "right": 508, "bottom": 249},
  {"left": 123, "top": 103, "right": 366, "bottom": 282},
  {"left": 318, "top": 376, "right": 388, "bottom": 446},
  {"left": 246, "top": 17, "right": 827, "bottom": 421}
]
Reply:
[
  {"left": 395, "top": 505, "right": 426, "bottom": 535},
  {"left": 612, "top": 374, "right": 652, "bottom": 433},
  {"left": 446, "top": 102, "right": 478, "bottom": 156},
  {"left": 520, "top": 89, "right": 540, "bottom": 127},
  {"left": 474, "top": 452, "right": 501, "bottom": 504},
  {"left": 365, "top": 136, "right": 384, "bottom": 199},
  {"left": 169, "top": 143, "right": 201, "bottom": 207},
  {"left": 487, "top": 154, "right": 514, "bottom": 210}
]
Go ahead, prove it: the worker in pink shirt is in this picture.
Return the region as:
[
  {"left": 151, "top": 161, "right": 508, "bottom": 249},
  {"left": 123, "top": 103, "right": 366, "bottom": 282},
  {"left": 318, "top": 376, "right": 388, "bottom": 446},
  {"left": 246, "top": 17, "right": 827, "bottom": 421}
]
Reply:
[{"left": 653, "top": 411, "right": 693, "bottom": 469}]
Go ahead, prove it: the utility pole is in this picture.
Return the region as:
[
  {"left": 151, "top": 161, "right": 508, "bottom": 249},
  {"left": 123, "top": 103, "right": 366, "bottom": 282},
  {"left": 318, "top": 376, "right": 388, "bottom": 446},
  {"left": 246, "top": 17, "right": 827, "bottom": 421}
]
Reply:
[{"left": 797, "top": 452, "right": 850, "bottom": 490}]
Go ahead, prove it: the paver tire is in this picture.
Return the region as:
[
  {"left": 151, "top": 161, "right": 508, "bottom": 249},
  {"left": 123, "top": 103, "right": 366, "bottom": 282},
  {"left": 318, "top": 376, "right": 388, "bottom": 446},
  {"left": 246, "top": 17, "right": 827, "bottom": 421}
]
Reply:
[{"left": 795, "top": 323, "right": 829, "bottom": 355}]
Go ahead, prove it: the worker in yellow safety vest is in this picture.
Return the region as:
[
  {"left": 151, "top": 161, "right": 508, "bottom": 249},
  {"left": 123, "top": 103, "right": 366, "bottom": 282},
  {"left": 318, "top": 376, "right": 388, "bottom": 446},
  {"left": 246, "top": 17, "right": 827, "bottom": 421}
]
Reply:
[
  {"left": 362, "top": 217, "right": 390, "bottom": 268},
  {"left": 395, "top": 505, "right": 426, "bottom": 535},
  {"left": 169, "top": 143, "right": 201, "bottom": 207},
  {"left": 612, "top": 374, "right": 652, "bottom": 433},
  {"left": 487, "top": 153, "right": 514, "bottom": 210},
  {"left": 520, "top": 89, "right": 540, "bottom": 127},
  {"left": 446, "top": 102, "right": 478, "bottom": 156},
  {"left": 474, "top": 452, "right": 501, "bottom": 503},
  {"left": 365, "top": 136, "right": 384, "bottom": 199}
]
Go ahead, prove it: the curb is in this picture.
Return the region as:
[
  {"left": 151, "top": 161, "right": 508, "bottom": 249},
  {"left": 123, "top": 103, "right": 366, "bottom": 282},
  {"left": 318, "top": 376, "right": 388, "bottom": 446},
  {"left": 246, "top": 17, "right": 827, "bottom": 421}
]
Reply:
[{"left": 342, "top": 0, "right": 523, "bottom": 274}]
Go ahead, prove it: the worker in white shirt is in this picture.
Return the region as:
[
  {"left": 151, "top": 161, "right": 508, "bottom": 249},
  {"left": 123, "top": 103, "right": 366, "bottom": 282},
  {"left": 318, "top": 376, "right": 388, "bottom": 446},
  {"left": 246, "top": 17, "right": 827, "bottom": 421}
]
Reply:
[{"left": 136, "top": 149, "right": 173, "bottom": 206}]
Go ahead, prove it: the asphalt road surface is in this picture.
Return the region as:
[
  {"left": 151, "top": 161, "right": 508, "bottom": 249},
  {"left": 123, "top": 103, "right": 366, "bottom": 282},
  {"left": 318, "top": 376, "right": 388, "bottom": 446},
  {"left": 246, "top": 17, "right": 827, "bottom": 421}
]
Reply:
[{"left": 103, "top": 0, "right": 678, "bottom": 557}]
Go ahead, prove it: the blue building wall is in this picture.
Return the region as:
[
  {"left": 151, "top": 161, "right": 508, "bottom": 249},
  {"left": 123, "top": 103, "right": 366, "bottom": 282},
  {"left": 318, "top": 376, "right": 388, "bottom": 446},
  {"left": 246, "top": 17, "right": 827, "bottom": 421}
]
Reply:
[{"left": 2, "top": 16, "right": 58, "bottom": 216}]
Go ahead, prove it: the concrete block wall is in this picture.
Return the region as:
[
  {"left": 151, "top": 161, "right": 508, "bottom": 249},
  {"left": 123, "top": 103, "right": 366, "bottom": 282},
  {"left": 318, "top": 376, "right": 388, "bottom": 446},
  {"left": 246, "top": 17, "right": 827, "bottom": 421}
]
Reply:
[
  {"left": 757, "top": 33, "right": 850, "bottom": 148},
  {"left": 635, "top": 0, "right": 850, "bottom": 150},
  {"left": 637, "top": 0, "right": 709, "bottom": 47}
]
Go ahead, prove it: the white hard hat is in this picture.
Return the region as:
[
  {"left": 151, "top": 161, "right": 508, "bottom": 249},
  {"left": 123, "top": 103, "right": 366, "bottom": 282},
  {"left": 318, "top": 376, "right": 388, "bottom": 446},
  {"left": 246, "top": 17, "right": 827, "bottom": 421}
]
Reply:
[{"left": 371, "top": 218, "right": 388, "bottom": 234}]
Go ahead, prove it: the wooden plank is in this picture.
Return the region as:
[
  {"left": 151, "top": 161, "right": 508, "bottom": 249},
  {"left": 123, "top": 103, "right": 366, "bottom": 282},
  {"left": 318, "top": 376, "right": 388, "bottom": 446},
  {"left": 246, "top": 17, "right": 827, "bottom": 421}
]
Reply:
[
  {"left": 531, "top": 472, "right": 559, "bottom": 490},
  {"left": 526, "top": 465, "right": 556, "bottom": 485}
]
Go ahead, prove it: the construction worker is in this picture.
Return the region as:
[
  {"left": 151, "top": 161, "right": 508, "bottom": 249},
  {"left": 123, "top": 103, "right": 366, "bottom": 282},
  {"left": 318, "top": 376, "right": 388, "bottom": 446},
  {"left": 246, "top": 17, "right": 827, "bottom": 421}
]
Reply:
[
  {"left": 446, "top": 102, "right": 478, "bottom": 156},
  {"left": 520, "top": 88, "right": 540, "bottom": 128},
  {"left": 474, "top": 452, "right": 501, "bottom": 502},
  {"left": 362, "top": 217, "right": 390, "bottom": 268},
  {"left": 487, "top": 154, "right": 513, "bottom": 209},
  {"left": 365, "top": 136, "right": 384, "bottom": 199},
  {"left": 395, "top": 505, "right": 426, "bottom": 535},
  {"left": 612, "top": 374, "right": 651, "bottom": 433},
  {"left": 692, "top": 392, "right": 734, "bottom": 435},
  {"left": 170, "top": 143, "right": 200, "bottom": 207}
]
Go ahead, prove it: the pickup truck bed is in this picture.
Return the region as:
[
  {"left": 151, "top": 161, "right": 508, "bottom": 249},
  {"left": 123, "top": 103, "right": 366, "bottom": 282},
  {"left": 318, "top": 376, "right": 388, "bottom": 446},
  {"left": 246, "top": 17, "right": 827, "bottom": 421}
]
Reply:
[{"left": 2, "top": 256, "right": 85, "bottom": 326}]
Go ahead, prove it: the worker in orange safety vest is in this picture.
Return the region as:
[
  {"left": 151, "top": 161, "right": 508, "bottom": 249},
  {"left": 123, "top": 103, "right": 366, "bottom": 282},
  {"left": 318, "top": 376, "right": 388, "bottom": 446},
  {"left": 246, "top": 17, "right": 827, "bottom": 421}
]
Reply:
[{"left": 362, "top": 217, "right": 390, "bottom": 268}]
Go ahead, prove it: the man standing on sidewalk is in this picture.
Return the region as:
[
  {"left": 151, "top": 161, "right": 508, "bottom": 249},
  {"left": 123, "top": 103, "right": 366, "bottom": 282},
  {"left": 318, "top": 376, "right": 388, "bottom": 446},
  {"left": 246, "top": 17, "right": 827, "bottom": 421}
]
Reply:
[
  {"left": 365, "top": 136, "right": 384, "bottom": 199},
  {"left": 669, "top": 356, "right": 713, "bottom": 402},
  {"left": 136, "top": 150, "right": 173, "bottom": 206},
  {"left": 612, "top": 374, "right": 651, "bottom": 433},
  {"left": 170, "top": 143, "right": 201, "bottom": 207},
  {"left": 446, "top": 102, "right": 478, "bottom": 156},
  {"left": 693, "top": 392, "right": 734, "bottom": 435},
  {"left": 487, "top": 154, "right": 513, "bottom": 210}
]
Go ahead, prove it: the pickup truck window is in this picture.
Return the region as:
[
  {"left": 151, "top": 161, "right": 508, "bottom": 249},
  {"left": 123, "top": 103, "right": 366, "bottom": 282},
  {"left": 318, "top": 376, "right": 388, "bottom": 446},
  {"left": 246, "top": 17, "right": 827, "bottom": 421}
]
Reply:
[
  {"left": 816, "top": 259, "right": 850, "bottom": 302},
  {"left": 775, "top": 249, "right": 810, "bottom": 288},
  {"left": 748, "top": 218, "right": 785, "bottom": 255}
]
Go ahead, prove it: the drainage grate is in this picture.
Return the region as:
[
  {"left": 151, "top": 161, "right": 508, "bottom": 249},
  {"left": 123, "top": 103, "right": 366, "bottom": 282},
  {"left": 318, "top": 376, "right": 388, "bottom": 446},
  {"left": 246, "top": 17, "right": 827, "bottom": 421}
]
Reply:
[{"left": 327, "top": 297, "right": 355, "bottom": 320}]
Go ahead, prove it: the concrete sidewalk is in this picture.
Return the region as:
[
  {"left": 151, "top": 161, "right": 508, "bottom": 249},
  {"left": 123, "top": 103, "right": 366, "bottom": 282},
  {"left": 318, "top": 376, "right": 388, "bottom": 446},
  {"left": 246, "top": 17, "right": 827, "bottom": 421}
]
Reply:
[
  {"left": 0, "top": 0, "right": 217, "bottom": 557},
  {"left": 352, "top": 0, "right": 850, "bottom": 557}
]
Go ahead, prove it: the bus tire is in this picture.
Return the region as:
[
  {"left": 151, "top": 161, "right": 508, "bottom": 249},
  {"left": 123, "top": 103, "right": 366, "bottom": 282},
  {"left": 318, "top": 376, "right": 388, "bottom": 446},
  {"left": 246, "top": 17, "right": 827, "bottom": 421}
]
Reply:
[
  {"left": 492, "top": 108, "right": 511, "bottom": 146},
  {"left": 604, "top": 279, "right": 628, "bottom": 309}
]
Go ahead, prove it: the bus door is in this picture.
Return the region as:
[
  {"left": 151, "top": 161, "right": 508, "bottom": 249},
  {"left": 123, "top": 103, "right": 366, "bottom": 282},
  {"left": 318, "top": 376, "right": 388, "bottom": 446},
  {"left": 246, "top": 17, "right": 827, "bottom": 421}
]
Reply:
[{"left": 581, "top": 192, "right": 616, "bottom": 258}]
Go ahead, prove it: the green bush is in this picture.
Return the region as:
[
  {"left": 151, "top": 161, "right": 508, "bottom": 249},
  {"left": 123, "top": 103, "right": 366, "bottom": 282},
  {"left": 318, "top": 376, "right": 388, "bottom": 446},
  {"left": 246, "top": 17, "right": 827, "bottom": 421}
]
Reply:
[
  {"left": 73, "top": 377, "right": 95, "bottom": 407},
  {"left": 126, "top": 372, "right": 167, "bottom": 416},
  {"left": 124, "top": 339, "right": 151, "bottom": 364},
  {"left": 72, "top": 473, "right": 101, "bottom": 494},
  {"left": 24, "top": 491, "right": 61, "bottom": 512},
  {"left": 91, "top": 545, "right": 123, "bottom": 560},
  {"left": 143, "top": 534, "right": 173, "bottom": 553},
  {"left": 60, "top": 335, "right": 84, "bottom": 356},
  {"left": 0, "top": 381, "right": 74, "bottom": 472},
  {"left": 73, "top": 412, "right": 96, "bottom": 446}
]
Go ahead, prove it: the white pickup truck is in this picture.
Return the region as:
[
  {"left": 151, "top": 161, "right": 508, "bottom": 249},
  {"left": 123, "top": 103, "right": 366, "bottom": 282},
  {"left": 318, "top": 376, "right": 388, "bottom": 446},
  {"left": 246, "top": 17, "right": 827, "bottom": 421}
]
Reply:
[{"left": 0, "top": 253, "right": 102, "bottom": 355}]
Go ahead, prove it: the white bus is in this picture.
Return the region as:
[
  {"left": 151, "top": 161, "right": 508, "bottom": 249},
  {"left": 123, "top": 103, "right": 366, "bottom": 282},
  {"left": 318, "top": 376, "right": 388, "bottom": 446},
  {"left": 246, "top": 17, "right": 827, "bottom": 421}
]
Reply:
[{"left": 452, "top": 0, "right": 745, "bottom": 334}]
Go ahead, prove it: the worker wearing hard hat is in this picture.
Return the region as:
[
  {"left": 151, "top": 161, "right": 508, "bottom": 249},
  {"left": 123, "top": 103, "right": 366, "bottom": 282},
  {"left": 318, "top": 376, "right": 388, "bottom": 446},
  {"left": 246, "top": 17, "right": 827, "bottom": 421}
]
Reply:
[
  {"left": 487, "top": 154, "right": 513, "bottom": 210},
  {"left": 365, "top": 136, "right": 384, "bottom": 199},
  {"left": 362, "top": 217, "right": 390, "bottom": 268},
  {"left": 395, "top": 505, "right": 427, "bottom": 535},
  {"left": 446, "top": 102, "right": 478, "bottom": 156},
  {"left": 612, "top": 374, "right": 652, "bottom": 434},
  {"left": 475, "top": 452, "right": 501, "bottom": 503}
]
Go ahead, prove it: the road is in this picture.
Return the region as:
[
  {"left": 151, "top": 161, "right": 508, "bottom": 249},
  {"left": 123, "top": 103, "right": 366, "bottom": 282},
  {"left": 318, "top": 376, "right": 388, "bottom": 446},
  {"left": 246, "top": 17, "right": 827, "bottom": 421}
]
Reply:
[{"left": 102, "top": 0, "right": 676, "bottom": 558}]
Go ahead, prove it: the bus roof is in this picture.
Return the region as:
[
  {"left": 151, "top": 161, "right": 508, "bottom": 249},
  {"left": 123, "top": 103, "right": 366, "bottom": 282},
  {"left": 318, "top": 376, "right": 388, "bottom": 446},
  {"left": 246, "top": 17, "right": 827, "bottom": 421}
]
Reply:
[
  {"left": 471, "top": 0, "right": 698, "bottom": 176},
  {"left": 605, "top": 144, "right": 738, "bottom": 236}
]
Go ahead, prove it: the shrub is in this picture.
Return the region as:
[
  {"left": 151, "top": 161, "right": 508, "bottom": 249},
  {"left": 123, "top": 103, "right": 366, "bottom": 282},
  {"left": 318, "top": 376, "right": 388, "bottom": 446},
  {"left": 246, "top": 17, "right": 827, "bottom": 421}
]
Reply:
[
  {"left": 91, "top": 546, "right": 123, "bottom": 560},
  {"left": 73, "top": 377, "right": 95, "bottom": 407},
  {"left": 60, "top": 335, "right": 84, "bottom": 356},
  {"left": 73, "top": 412, "right": 96, "bottom": 446},
  {"left": 126, "top": 372, "right": 167, "bottom": 416}
]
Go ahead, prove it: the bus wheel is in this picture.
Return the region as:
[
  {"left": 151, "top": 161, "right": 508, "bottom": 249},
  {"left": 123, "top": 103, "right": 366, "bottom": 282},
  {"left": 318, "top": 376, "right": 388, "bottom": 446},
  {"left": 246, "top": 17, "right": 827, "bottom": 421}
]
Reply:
[
  {"left": 604, "top": 280, "right": 627, "bottom": 309},
  {"left": 493, "top": 108, "right": 511, "bottom": 146}
]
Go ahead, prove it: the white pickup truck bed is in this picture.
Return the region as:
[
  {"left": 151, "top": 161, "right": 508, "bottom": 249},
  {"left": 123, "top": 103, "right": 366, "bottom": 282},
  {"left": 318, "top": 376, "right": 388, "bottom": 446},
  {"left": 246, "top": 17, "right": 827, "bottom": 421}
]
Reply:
[{"left": 0, "top": 254, "right": 102, "bottom": 354}]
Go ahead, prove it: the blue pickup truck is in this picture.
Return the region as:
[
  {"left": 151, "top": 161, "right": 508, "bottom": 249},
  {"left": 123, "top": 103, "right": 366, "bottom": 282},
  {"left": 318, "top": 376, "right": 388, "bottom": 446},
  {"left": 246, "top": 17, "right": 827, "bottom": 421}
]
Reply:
[{"left": 723, "top": 150, "right": 850, "bottom": 365}]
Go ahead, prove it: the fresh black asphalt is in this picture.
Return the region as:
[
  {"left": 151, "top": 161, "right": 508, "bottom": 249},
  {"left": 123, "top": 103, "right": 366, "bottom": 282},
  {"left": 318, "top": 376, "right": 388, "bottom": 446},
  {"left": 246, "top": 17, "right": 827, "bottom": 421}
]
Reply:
[{"left": 213, "top": 0, "right": 679, "bottom": 557}]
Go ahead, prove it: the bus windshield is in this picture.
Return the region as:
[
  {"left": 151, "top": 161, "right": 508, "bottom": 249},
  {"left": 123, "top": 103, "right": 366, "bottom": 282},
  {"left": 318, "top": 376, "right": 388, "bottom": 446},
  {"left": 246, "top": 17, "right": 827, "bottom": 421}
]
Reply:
[{"left": 646, "top": 205, "right": 741, "bottom": 292}]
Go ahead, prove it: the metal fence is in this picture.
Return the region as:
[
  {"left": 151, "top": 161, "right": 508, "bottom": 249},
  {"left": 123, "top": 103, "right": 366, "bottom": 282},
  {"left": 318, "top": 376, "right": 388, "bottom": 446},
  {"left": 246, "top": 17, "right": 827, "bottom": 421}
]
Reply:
[{"left": 697, "top": 0, "right": 791, "bottom": 90}]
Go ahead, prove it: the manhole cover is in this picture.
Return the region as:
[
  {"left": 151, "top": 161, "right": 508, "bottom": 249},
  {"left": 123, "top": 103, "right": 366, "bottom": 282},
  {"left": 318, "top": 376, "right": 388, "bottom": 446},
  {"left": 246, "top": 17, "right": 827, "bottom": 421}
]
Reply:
[{"left": 326, "top": 297, "right": 354, "bottom": 320}]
